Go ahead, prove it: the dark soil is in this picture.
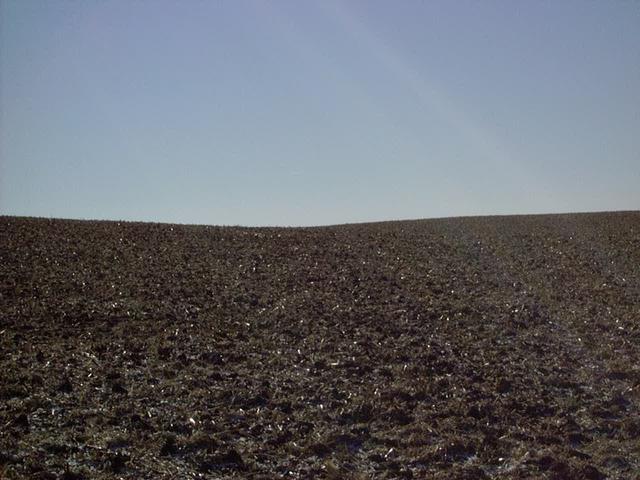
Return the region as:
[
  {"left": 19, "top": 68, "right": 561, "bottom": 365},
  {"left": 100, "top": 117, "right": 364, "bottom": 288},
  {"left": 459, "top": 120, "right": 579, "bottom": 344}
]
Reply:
[{"left": 1, "top": 212, "right": 639, "bottom": 479}]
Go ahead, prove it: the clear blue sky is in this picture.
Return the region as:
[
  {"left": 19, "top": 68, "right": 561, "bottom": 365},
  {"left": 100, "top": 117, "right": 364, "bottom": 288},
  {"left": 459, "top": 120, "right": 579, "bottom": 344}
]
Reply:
[{"left": 1, "top": 0, "right": 639, "bottom": 226}]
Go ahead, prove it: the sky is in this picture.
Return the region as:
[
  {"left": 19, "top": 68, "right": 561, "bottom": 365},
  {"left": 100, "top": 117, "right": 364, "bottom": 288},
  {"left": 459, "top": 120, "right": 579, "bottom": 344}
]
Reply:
[{"left": 1, "top": 0, "right": 639, "bottom": 226}]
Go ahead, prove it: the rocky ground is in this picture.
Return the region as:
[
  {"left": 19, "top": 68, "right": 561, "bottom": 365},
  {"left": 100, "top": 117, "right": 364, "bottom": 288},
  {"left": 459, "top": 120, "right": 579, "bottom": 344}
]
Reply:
[{"left": 1, "top": 212, "right": 639, "bottom": 479}]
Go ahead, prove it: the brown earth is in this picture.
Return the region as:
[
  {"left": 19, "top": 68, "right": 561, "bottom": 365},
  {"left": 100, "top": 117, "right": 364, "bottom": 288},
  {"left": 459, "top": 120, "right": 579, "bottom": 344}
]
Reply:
[{"left": 1, "top": 212, "right": 639, "bottom": 479}]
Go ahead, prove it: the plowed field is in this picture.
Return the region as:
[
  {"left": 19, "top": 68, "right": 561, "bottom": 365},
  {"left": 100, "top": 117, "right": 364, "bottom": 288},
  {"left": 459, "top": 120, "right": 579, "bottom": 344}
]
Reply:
[{"left": 1, "top": 212, "right": 639, "bottom": 479}]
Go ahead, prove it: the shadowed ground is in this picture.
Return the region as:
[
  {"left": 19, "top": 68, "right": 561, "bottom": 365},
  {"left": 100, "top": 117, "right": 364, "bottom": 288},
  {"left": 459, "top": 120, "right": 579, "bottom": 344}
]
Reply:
[{"left": 1, "top": 212, "right": 639, "bottom": 479}]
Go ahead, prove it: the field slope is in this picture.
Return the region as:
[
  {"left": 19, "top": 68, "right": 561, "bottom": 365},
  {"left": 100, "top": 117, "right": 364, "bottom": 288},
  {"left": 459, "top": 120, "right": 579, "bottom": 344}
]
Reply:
[{"left": 1, "top": 212, "right": 639, "bottom": 479}]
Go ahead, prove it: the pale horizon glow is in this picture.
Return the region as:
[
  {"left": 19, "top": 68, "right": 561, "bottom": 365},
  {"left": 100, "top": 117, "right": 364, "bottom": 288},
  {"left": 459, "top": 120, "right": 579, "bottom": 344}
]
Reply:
[{"left": 1, "top": 1, "right": 639, "bottom": 226}]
